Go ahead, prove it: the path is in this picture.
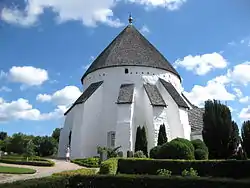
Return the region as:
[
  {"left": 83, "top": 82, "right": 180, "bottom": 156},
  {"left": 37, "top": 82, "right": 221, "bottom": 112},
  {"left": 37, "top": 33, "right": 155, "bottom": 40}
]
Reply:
[{"left": 0, "top": 159, "right": 83, "bottom": 184}]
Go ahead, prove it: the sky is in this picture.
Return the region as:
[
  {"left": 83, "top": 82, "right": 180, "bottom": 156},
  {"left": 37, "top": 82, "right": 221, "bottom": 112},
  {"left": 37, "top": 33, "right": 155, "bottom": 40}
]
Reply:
[{"left": 0, "top": 0, "right": 250, "bottom": 136}]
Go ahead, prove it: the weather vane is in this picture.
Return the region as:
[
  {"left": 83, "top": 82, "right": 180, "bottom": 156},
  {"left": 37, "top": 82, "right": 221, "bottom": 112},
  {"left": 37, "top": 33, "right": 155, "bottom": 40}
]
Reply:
[{"left": 128, "top": 13, "right": 133, "bottom": 25}]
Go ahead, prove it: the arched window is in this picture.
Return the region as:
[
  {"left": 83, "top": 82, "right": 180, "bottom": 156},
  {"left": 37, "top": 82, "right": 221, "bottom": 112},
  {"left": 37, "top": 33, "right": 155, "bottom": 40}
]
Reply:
[{"left": 125, "top": 68, "right": 129, "bottom": 74}]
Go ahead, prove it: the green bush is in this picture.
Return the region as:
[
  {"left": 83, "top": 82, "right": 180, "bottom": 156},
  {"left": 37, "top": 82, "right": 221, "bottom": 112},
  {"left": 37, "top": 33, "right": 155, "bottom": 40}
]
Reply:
[
  {"left": 99, "top": 158, "right": 118, "bottom": 175},
  {"left": 53, "top": 168, "right": 96, "bottom": 177},
  {"left": 157, "top": 141, "right": 194, "bottom": 160},
  {"left": 172, "top": 138, "right": 195, "bottom": 153},
  {"left": 71, "top": 157, "right": 100, "bottom": 168},
  {"left": 191, "top": 139, "right": 208, "bottom": 152},
  {"left": 117, "top": 158, "right": 250, "bottom": 178},
  {"left": 181, "top": 168, "right": 199, "bottom": 177},
  {"left": 156, "top": 169, "right": 172, "bottom": 177},
  {"left": 0, "top": 157, "right": 55, "bottom": 167},
  {"left": 149, "top": 146, "right": 161, "bottom": 159},
  {"left": 194, "top": 149, "right": 208, "bottom": 160},
  {"left": 134, "top": 151, "right": 146, "bottom": 158},
  {"left": 2, "top": 174, "right": 250, "bottom": 188}
]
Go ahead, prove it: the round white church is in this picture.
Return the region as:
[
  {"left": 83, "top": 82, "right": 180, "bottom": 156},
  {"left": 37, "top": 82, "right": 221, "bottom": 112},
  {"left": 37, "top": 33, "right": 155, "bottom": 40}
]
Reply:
[{"left": 58, "top": 18, "right": 204, "bottom": 159}]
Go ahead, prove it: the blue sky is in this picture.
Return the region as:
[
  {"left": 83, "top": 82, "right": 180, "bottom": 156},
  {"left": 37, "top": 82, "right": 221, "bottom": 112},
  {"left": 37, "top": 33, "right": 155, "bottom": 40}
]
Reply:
[{"left": 0, "top": 0, "right": 250, "bottom": 136}]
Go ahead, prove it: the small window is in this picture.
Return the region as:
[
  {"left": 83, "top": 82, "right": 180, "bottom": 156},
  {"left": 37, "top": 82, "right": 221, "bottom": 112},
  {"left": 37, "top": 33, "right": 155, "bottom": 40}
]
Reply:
[
  {"left": 136, "top": 72, "right": 138, "bottom": 74},
  {"left": 153, "top": 73, "right": 155, "bottom": 75},
  {"left": 103, "top": 73, "right": 105, "bottom": 76},
  {"left": 125, "top": 68, "right": 129, "bottom": 74},
  {"left": 142, "top": 72, "right": 144, "bottom": 74},
  {"left": 147, "top": 72, "right": 149, "bottom": 74},
  {"left": 130, "top": 72, "right": 132, "bottom": 74}
]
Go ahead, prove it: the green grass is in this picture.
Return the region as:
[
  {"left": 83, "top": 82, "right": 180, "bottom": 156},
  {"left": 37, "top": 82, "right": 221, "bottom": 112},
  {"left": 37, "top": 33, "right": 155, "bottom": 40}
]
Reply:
[{"left": 0, "top": 165, "right": 36, "bottom": 174}]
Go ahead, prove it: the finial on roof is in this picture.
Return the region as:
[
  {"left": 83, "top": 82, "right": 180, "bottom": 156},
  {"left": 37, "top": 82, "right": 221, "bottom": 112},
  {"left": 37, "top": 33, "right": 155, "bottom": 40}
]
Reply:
[{"left": 128, "top": 13, "right": 133, "bottom": 25}]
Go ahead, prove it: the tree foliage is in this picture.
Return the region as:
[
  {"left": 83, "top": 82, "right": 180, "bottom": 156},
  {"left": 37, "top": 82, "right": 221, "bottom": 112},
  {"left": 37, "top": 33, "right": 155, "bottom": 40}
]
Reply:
[
  {"left": 241, "top": 120, "right": 250, "bottom": 158},
  {"left": 135, "top": 126, "right": 148, "bottom": 156},
  {"left": 52, "top": 128, "right": 61, "bottom": 143},
  {"left": 202, "top": 100, "right": 238, "bottom": 159},
  {"left": 0, "top": 132, "right": 7, "bottom": 141},
  {"left": 157, "top": 124, "right": 168, "bottom": 146}
]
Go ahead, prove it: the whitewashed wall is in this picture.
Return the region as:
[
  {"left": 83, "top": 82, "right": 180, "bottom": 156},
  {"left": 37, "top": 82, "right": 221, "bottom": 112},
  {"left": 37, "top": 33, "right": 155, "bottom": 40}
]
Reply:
[
  {"left": 59, "top": 66, "right": 193, "bottom": 158},
  {"left": 116, "top": 103, "right": 134, "bottom": 156},
  {"left": 179, "top": 108, "right": 191, "bottom": 140},
  {"left": 191, "top": 131, "right": 203, "bottom": 141}
]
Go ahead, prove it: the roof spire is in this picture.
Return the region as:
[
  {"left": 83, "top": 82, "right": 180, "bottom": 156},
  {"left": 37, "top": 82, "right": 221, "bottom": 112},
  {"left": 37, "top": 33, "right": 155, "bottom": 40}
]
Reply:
[{"left": 128, "top": 13, "right": 133, "bottom": 25}]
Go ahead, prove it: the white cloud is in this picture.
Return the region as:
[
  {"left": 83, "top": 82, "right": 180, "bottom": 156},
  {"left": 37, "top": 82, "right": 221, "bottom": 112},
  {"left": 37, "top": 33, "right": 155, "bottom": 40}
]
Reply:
[
  {"left": 1, "top": 0, "right": 124, "bottom": 28},
  {"left": 0, "top": 86, "right": 12, "bottom": 92},
  {"left": 239, "top": 96, "right": 249, "bottom": 103},
  {"left": 233, "top": 88, "right": 243, "bottom": 98},
  {"left": 36, "top": 86, "right": 81, "bottom": 106},
  {"left": 5, "top": 66, "right": 49, "bottom": 86},
  {"left": 139, "top": 25, "right": 150, "bottom": 34},
  {"left": 184, "top": 77, "right": 235, "bottom": 107},
  {"left": 128, "top": 0, "right": 186, "bottom": 10},
  {"left": 0, "top": 98, "right": 64, "bottom": 122},
  {"left": 174, "top": 52, "right": 228, "bottom": 75},
  {"left": 239, "top": 106, "right": 250, "bottom": 120}
]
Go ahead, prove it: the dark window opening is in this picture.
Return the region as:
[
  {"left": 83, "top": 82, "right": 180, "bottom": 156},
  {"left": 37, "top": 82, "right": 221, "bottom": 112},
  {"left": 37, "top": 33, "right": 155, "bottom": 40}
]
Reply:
[
  {"left": 103, "top": 73, "right": 105, "bottom": 76},
  {"left": 125, "top": 68, "right": 129, "bottom": 74},
  {"left": 147, "top": 72, "right": 149, "bottom": 74},
  {"left": 136, "top": 72, "right": 138, "bottom": 74},
  {"left": 142, "top": 72, "right": 144, "bottom": 74},
  {"left": 68, "top": 131, "right": 72, "bottom": 147}
]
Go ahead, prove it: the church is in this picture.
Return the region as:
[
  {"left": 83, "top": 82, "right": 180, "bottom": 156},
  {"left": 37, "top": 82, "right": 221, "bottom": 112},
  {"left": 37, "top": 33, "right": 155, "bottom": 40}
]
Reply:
[{"left": 58, "top": 16, "right": 204, "bottom": 159}]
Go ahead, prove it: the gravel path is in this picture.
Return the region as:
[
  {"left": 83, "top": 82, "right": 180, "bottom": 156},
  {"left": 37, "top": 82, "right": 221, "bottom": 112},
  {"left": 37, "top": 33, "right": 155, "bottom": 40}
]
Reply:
[{"left": 0, "top": 159, "right": 83, "bottom": 184}]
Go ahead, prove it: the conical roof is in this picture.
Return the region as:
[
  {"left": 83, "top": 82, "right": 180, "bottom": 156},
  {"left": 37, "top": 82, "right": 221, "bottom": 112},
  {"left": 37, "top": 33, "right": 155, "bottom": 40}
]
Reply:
[{"left": 81, "top": 25, "right": 180, "bottom": 82}]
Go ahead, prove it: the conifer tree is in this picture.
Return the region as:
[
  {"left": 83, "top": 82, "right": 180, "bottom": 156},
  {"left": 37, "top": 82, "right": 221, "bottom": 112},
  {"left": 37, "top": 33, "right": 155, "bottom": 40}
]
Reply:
[
  {"left": 135, "top": 126, "right": 142, "bottom": 152},
  {"left": 241, "top": 120, "right": 250, "bottom": 158},
  {"left": 157, "top": 124, "right": 168, "bottom": 146},
  {"left": 141, "top": 126, "right": 148, "bottom": 156},
  {"left": 228, "top": 121, "right": 240, "bottom": 156},
  {"left": 202, "top": 100, "right": 234, "bottom": 159}
]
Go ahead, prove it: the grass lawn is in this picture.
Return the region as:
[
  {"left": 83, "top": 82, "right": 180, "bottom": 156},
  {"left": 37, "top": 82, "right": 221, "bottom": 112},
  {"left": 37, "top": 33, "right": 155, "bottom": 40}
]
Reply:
[{"left": 0, "top": 166, "right": 36, "bottom": 174}]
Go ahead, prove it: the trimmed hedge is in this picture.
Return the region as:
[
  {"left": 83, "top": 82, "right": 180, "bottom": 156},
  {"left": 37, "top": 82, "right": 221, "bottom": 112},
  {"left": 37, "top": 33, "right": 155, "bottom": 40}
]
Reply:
[
  {"left": 1, "top": 174, "right": 250, "bottom": 188},
  {"left": 99, "top": 158, "right": 119, "bottom": 175},
  {"left": 53, "top": 168, "right": 97, "bottom": 177},
  {"left": 117, "top": 158, "right": 250, "bottom": 178},
  {"left": 0, "top": 158, "right": 55, "bottom": 167},
  {"left": 71, "top": 157, "right": 100, "bottom": 168}
]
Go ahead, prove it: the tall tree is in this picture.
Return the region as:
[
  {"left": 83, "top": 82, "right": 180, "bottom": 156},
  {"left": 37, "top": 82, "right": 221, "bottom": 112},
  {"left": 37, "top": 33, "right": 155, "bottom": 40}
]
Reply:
[
  {"left": 135, "top": 126, "right": 142, "bottom": 152},
  {"left": 241, "top": 120, "right": 250, "bottom": 157},
  {"left": 202, "top": 100, "right": 233, "bottom": 159},
  {"left": 157, "top": 124, "right": 168, "bottom": 146},
  {"left": 141, "top": 126, "right": 148, "bottom": 156},
  {"left": 0, "top": 132, "right": 7, "bottom": 141},
  {"left": 228, "top": 121, "right": 240, "bottom": 156},
  {"left": 52, "top": 128, "right": 61, "bottom": 143}
]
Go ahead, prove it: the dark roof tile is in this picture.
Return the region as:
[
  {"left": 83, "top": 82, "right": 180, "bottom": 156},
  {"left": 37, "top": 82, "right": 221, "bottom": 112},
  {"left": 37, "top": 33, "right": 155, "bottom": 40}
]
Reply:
[
  {"left": 64, "top": 81, "right": 103, "bottom": 115},
  {"left": 188, "top": 108, "right": 204, "bottom": 132},
  {"left": 117, "top": 84, "right": 134, "bottom": 104},
  {"left": 159, "top": 78, "right": 189, "bottom": 109},
  {"left": 81, "top": 25, "right": 180, "bottom": 82},
  {"left": 144, "top": 83, "right": 166, "bottom": 107}
]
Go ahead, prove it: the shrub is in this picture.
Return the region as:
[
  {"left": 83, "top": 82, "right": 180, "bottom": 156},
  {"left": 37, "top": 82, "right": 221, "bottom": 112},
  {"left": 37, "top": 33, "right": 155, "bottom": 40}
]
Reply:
[
  {"left": 0, "top": 158, "right": 55, "bottom": 167},
  {"left": 172, "top": 138, "right": 195, "bottom": 153},
  {"left": 117, "top": 158, "right": 250, "bottom": 178},
  {"left": 194, "top": 149, "right": 208, "bottom": 160},
  {"left": 149, "top": 146, "right": 161, "bottom": 159},
  {"left": 53, "top": 168, "right": 96, "bottom": 177},
  {"left": 134, "top": 151, "right": 146, "bottom": 158},
  {"left": 99, "top": 158, "right": 118, "bottom": 175},
  {"left": 2, "top": 174, "right": 250, "bottom": 188},
  {"left": 156, "top": 169, "right": 172, "bottom": 177},
  {"left": 181, "top": 168, "right": 199, "bottom": 177},
  {"left": 71, "top": 157, "right": 100, "bottom": 168},
  {"left": 191, "top": 139, "right": 208, "bottom": 152},
  {"left": 157, "top": 141, "right": 194, "bottom": 160}
]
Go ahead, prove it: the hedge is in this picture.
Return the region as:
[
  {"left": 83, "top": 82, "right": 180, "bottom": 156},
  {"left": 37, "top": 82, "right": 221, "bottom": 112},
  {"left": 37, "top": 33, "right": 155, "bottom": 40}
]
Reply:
[
  {"left": 1, "top": 174, "right": 250, "bottom": 188},
  {"left": 117, "top": 158, "right": 250, "bottom": 178},
  {"left": 99, "top": 158, "right": 119, "bottom": 175},
  {"left": 53, "top": 168, "right": 97, "bottom": 177},
  {"left": 71, "top": 157, "right": 100, "bottom": 168},
  {"left": 0, "top": 158, "right": 55, "bottom": 167}
]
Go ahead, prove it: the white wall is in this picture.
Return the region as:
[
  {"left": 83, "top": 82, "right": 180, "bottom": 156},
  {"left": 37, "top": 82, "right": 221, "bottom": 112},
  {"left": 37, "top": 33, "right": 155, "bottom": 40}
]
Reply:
[
  {"left": 62, "top": 66, "right": 189, "bottom": 158},
  {"left": 115, "top": 103, "right": 134, "bottom": 156},
  {"left": 191, "top": 131, "right": 203, "bottom": 141},
  {"left": 179, "top": 108, "right": 191, "bottom": 140}
]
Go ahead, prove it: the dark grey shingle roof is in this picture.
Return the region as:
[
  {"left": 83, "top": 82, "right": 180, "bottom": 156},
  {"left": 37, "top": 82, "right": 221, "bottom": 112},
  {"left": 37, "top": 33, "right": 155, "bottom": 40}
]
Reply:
[
  {"left": 159, "top": 78, "right": 189, "bottom": 109},
  {"left": 81, "top": 25, "right": 180, "bottom": 82},
  {"left": 64, "top": 81, "right": 103, "bottom": 115},
  {"left": 117, "top": 84, "right": 134, "bottom": 104},
  {"left": 143, "top": 83, "right": 166, "bottom": 107},
  {"left": 188, "top": 107, "right": 204, "bottom": 132}
]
